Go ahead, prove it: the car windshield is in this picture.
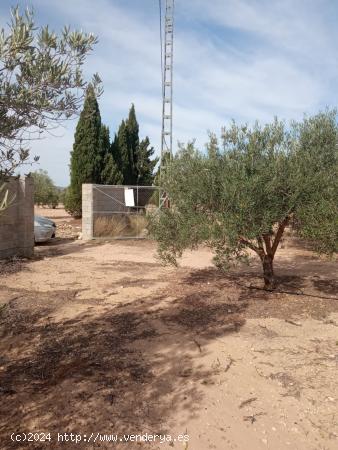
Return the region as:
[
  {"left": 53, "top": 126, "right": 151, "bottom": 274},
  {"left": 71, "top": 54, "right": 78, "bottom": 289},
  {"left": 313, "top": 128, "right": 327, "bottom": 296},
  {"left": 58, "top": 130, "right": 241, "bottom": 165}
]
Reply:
[{"left": 35, "top": 216, "right": 53, "bottom": 226}]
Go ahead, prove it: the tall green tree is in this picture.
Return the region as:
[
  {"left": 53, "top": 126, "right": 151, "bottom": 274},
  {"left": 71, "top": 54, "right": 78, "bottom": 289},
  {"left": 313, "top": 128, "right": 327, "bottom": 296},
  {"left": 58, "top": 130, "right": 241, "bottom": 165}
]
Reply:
[
  {"left": 99, "top": 125, "right": 111, "bottom": 169},
  {"left": 136, "top": 137, "right": 159, "bottom": 185},
  {"left": 65, "top": 85, "right": 102, "bottom": 216},
  {"left": 126, "top": 104, "right": 139, "bottom": 183},
  {"left": 114, "top": 105, "right": 139, "bottom": 184},
  {"left": 114, "top": 119, "right": 132, "bottom": 184},
  {"left": 101, "top": 153, "right": 123, "bottom": 185},
  {"left": 114, "top": 104, "right": 157, "bottom": 185},
  {"left": 150, "top": 111, "right": 338, "bottom": 289},
  {"left": 100, "top": 125, "right": 123, "bottom": 185}
]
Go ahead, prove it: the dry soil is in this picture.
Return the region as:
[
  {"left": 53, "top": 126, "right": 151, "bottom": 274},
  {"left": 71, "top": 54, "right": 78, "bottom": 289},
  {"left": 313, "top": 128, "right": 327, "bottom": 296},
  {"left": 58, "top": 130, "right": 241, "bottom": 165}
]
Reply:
[{"left": 0, "top": 208, "right": 337, "bottom": 450}]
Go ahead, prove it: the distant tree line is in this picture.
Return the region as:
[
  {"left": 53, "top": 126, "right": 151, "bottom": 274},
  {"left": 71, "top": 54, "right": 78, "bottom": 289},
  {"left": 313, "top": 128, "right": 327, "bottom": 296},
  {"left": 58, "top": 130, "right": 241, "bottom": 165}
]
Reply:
[
  {"left": 31, "top": 170, "right": 60, "bottom": 208},
  {"left": 65, "top": 86, "right": 158, "bottom": 217}
]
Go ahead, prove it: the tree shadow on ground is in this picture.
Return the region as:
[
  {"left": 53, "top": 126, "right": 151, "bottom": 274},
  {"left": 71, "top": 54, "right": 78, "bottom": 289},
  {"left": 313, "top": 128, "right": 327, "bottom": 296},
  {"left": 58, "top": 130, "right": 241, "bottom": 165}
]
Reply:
[
  {"left": 1, "top": 243, "right": 337, "bottom": 449},
  {"left": 274, "top": 252, "right": 338, "bottom": 281},
  {"left": 0, "top": 281, "right": 246, "bottom": 450},
  {"left": 312, "top": 278, "right": 338, "bottom": 296},
  {"left": 183, "top": 253, "right": 338, "bottom": 289},
  {"left": 181, "top": 267, "right": 307, "bottom": 294},
  {"left": 180, "top": 264, "right": 338, "bottom": 321}
]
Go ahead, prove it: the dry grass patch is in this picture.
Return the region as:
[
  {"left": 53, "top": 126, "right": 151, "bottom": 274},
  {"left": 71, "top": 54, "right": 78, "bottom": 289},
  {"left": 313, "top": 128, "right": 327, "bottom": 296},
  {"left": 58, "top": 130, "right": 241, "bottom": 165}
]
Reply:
[{"left": 94, "top": 214, "right": 148, "bottom": 238}]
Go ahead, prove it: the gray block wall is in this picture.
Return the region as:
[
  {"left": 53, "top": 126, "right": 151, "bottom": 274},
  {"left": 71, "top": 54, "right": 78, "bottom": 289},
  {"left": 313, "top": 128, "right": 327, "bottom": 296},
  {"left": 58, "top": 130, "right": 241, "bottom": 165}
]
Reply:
[{"left": 0, "top": 176, "right": 34, "bottom": 259}]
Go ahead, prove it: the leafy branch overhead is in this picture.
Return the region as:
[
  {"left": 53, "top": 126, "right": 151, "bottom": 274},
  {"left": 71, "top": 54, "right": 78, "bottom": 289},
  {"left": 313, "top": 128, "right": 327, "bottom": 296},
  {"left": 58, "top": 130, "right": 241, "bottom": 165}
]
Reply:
[
  {"left": 0, "top": 6, "right": 101, "bottom": 178},
  {"left": 150, "top": 111, "right": 338, "bottom": 289}
]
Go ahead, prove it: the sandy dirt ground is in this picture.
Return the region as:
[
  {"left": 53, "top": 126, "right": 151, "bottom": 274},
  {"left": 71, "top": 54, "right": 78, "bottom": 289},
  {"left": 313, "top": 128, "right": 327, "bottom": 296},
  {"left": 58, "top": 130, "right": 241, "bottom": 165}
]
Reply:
[{"left": 0, "top": 208, "right": 337, "bottom": 449}]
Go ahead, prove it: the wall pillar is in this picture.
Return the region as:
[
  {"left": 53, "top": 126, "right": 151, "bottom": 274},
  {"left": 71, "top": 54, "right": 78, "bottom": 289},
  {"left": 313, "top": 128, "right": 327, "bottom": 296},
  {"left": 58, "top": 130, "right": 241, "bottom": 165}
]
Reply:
[
  {"left": 82, "top": 184, "right": 94, "bottom": 240},
  {"left": 0, "top": 176, "right": 34, "bottom": 259}
]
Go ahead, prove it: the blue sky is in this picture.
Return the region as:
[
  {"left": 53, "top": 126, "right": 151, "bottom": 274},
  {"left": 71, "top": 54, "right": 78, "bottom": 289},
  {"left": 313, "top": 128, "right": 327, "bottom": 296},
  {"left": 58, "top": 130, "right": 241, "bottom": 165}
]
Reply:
[{"left": 1, "top": 0, "right": 338, "bottom": 186}]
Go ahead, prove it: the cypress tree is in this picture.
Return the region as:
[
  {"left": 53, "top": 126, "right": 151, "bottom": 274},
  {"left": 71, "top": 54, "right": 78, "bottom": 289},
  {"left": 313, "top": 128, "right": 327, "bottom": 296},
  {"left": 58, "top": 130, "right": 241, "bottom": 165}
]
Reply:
[
  {"left": 65, "top": 85, "right": 102, "bottom": 216},
  {"left": 110, "top": 134, "right": 119, "bottom": 164},
  {"left": 113, "top": 104, "right": 158, "bottom": 186},
  {"left": 100, "top": 125, "right": 123, "bottom": 185},
  {"left": 101, "top": 153, "right": 123, "bottom": 185},
  {"left": 136, "top": 137, "right": 159, "bottom": 185},
  {"left": 115, "top": 120, "right": 132, "bottom": 184},
  {"left": 126, "top": 103, "right": 139, "bottom": 183},
  {"left": 99, "top": 124, "right": 110, "bottom": 170}
]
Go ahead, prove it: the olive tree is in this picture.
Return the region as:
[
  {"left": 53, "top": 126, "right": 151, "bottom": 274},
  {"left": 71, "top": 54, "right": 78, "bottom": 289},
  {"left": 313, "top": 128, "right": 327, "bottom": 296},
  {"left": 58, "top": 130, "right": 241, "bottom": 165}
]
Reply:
[
  {"left": 0, "top": 6, "right": 101, "bottom": 178},
  {"left": 150, "top": 111, "right": 338, "bottom": 289},
  {"left": 31, "top": 169, "right": 59, "bottom": 208}
]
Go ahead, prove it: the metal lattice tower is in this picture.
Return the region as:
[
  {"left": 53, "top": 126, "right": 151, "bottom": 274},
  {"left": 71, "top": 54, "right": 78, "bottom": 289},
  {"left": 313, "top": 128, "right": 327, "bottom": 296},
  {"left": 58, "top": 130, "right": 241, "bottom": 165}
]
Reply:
[{"left": 160, "top": 0, "right": 174, "bottom": 164}]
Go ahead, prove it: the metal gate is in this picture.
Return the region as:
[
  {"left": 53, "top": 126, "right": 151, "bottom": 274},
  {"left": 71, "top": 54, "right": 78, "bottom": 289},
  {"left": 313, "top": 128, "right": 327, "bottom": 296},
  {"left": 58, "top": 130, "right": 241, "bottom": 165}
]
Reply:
[{"left": 92, "top": 185, "right": 161, "bottom": 239}]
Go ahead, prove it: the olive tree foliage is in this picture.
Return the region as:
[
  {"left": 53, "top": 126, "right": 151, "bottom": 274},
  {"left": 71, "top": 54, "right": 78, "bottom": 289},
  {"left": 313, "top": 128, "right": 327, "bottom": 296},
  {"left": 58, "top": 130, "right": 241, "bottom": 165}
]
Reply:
[
  {"left": 31, "top": 169, "right": 59, "bottom": 208},
  {"left": 0, "top": 6, "right": 101, "bottom": 179},
  {"left": 150, "top": 111, "right": 338, "bottom": 289}
]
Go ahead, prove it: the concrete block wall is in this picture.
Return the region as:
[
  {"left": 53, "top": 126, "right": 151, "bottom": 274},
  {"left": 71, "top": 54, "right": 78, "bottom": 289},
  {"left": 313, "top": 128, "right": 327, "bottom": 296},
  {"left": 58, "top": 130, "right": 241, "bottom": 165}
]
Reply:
[
  {"left": 0, "top": 176, "right": 34, "bottom": 259},
  {"left": 82, "top": 184, "right": 94, "bottom": 240}
]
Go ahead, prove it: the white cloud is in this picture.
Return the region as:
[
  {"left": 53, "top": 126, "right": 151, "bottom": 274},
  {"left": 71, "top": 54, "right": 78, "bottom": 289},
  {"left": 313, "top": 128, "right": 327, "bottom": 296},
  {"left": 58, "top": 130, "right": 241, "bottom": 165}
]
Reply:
[
  {"left": 181, "top": 0, "right": 336, "bottom": 60},
  {"left": 2, "top": 0, "right": 338, "bottom": 185}
]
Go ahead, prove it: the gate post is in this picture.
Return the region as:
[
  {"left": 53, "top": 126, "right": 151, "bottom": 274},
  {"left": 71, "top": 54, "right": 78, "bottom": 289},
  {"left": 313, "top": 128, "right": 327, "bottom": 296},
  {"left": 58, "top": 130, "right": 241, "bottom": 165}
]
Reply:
[{"left": 82, "top": 184, "right": 94, "bottom": 240}]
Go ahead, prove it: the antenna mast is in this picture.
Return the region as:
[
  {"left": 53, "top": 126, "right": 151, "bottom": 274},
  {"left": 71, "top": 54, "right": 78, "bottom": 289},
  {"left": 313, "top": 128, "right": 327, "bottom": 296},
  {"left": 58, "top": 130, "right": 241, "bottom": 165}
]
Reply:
[{"left": 160, "top": 0, "right": 174, "bottom": 165}]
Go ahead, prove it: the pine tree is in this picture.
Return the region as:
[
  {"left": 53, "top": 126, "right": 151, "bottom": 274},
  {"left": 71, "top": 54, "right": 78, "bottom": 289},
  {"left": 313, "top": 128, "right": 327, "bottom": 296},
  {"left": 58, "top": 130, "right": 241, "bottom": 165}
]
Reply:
[
  {"left": 136, "top": 137, "right": 159, "bottom": 185},
  {"left": 66, "top": 85, "right": 102, "bottom": 216}
]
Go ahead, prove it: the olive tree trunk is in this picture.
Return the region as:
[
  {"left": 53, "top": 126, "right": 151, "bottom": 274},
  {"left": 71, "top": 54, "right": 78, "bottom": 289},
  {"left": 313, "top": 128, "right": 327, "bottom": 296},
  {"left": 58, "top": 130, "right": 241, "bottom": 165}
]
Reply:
[{"left": 262, "top": 254, "right": 275, "bottom": 289}]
